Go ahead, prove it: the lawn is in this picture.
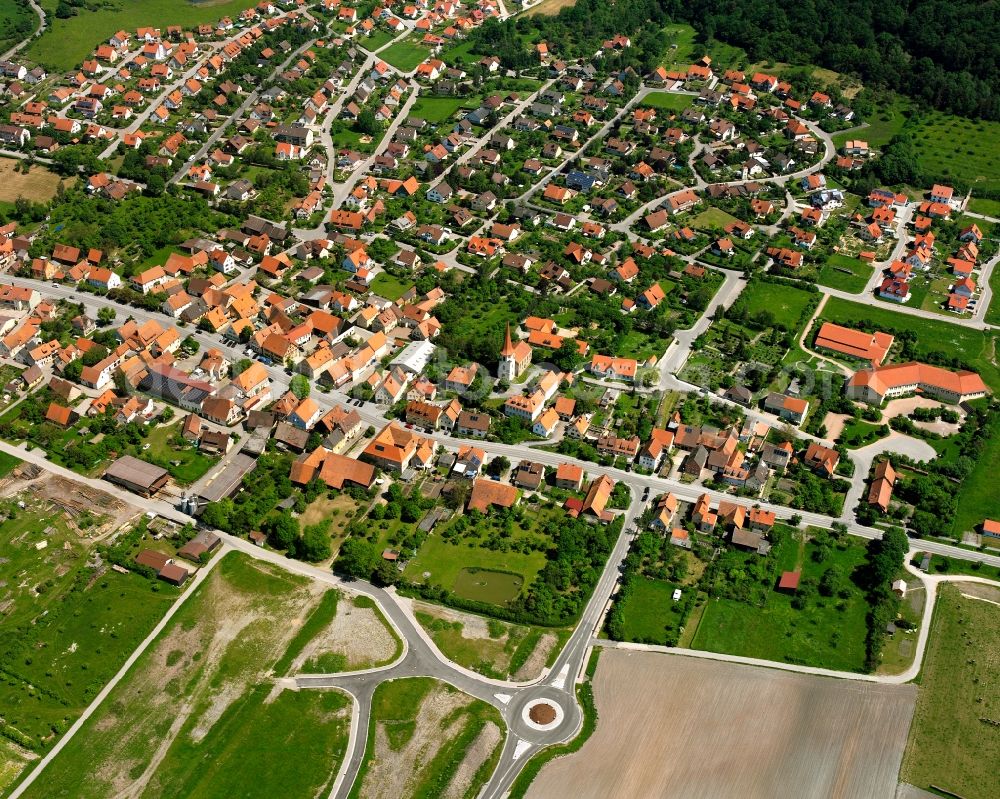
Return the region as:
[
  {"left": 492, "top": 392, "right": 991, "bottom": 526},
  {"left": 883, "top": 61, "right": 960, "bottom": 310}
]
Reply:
[
  {"left": 640, "top": 92, "right": 695, "bottom": 112},
  {"left": 0, "top": 450, "right": 20, "bottom": 478},
  {"left": 816, "top": 254, "right": 873, "bottom": 293},
  {"left": 370, "top": 271, "right": 414, "bottom": 301},
  {"left": 819, "top": 296, "right": 1000, "bottom": 391},
  {"left": 21, "top": 553, "right": 329, "bottom": 799},
  {"left": 379, "top": 39, "right": 431, "bottom": 72},
  {"left": 739, "top": 279, "right": 815, "bottom": 329},
  {"left": 411, "top": 96, "right": 475, "bottom": 123},
  {"left": 689, "top": 206, "right": 741, "bottom": 231},
  {"left": 900, "top": 583, "right": 1000, "bottom": 799},
  {"left": 691, "top": 534, "right": 871, "bottom": 672},
  {"left": 615, "top": 327, "right": 669, "bottom": 361},
  {"left": 442, "top": 36, "right": 477, "bottom": 65},
  {"left": 143, "top": 421, "right": 218, "bottom": 484},
  {"left": 839, "top": 418, "right": 889, "bottom": 448},
  {"left": 0, "top": 159, "right": 75, "bottom": 204},
  {"left": 614, "top": 576, "right": 687, "bottom": 645},
  {"left": 360, "top": 28, "right": 395, "bottom": 52},
  {"left": 350, "top": 677, "right": 505, "bottom": 799},
  {"left": 27, "top": 0, "right": 264, "bottom": 71},
  {"left": 951, "top": 409, "right": 1000, "bottom": 536},
  {"left": 833, "top": 96, "right": 911, "bottom": 149}
]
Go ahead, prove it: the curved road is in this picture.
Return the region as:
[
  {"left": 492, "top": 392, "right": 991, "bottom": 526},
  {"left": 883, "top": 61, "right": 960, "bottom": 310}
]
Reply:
[{"left": 0, "top": 0, "right": 45, "bottom": 62}]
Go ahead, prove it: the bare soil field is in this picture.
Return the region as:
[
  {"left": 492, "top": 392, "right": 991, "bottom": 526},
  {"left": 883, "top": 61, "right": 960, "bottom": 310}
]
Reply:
[
  {"left": 524, "top": 0, "right": 578, "bottom": 17},
  {"left": 0, "top": 467, "right": 137, "bottom": 534},
  {"left": 296, "top": 594, "right": 400, "bottom": 672},
  {"left": 0, "top": 159, "right": 74, "bottom": 203},
  {"left": 359, "top": 678, "right": 504, "bottom": 799},
  {"left": 528, "top": 649, "right": 916, "bottom": 799},
  {"left": 822, "top": 411, "right": 851, "bottom": 440}
]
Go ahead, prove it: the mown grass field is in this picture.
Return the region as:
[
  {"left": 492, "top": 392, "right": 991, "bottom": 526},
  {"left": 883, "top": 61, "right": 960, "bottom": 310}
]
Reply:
[
  {"left": 640, "top": 92, "right": 694, "bottom": 112},
  {"left": 379, "top": 38, "right": 431, "bottom": 72},
  {"left": 901, "top": 583, "right": 1000, "bottom": 799},
  {"left": 833, "top": 96, "right": 912, "bottom": 149},
  {"left": 816, "top": 254, "right": 874, "bottom": 293},
  {"left": 20, "top": 553, "right": 339, "bottom": 799},
  {"left": 951, "top": 408, "right": 1000, "bottom": 536},
  {"left": 360, "top": 28, "right": 395, "bottom": 52},
  {"left": 370, "top": 271, "right": 414, "bottom": 301},
  {"left": 27, "top": 0, "right": 263, "bottom": 71},
  {"left": 832, "top": 95, "right": 1000, "bottom": 190},
  {"left": 740, "top": 280, "right": 815, "bottom": 329},
  {"left": 411, "top": 96, "right": 475, "bottom": 123},
  {"left": 403, "top": 534, "right": 546, "bottom": 604},
  {"left": 967, "top": 196, "right": 1000, "bottom": 218},
  {"left": 614, "top": 576, "right": 686, "bottom": 645},
  {"left": 689, "top": 206, "right": 741, "bottom": 231},
  {"left": 818, "top": 296, "right": 1000, "bottom": 391},
  {"left": 143, "top": 421, "right": 217, "bottom": 484}
]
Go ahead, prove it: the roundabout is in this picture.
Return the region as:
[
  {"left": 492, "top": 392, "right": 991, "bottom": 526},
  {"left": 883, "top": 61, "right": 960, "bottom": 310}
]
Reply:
[{"left": 506, "top": 684, "right": 580, "bottom": 745}]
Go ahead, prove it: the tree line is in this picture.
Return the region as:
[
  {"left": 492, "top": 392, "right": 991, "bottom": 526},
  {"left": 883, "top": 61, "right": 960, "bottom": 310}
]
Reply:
[{"left": 674, "top": 0, "right": 1000, "bottom": 120}]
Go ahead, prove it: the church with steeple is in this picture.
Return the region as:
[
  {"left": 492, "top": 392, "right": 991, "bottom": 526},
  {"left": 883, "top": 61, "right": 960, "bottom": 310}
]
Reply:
[{"left": 498, "top": 323, "right": 532, "bottom": 382}]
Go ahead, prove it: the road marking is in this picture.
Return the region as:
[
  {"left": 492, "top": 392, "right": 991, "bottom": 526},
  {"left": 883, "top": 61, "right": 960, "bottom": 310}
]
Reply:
[
  {"left": 513, "top": 739, "right": 531, "bottom": 760},
  {"left": 494, "top": 693, "right": 512, "bottom": 704},
  {"left": 549, "top": 663, "right": 570, "bottom": 689}
]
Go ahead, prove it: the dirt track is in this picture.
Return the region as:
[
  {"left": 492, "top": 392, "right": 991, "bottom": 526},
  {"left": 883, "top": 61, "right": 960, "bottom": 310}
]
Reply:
[{"left": 528, "top": 649, "right": 916, "bottom": 799}]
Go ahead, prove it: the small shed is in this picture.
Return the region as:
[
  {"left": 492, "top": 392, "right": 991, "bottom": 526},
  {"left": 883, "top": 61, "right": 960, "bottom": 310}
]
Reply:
[{"left": 778, "top": 570, "right": 801, "bottom": 592}]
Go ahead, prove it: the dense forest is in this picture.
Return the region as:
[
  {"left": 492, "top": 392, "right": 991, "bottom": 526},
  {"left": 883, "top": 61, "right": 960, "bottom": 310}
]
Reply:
[
  {"left": 677, "top": 0, "right": 1000, "bottom": 120},
  {"left": 471, "top": 0, "right": 1000, "bottom": 120}
]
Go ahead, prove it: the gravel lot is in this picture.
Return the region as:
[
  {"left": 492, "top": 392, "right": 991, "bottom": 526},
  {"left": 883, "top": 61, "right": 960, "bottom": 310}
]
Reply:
[{"left": 528, "top": 649, "right": 916, "bottom": 799}]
